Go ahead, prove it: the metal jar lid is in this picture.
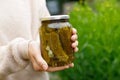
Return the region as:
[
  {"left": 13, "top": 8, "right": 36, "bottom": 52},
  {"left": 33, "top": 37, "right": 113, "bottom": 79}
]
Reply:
[{"left": 40, "top": 15, "right": 70, "bottom": 21}]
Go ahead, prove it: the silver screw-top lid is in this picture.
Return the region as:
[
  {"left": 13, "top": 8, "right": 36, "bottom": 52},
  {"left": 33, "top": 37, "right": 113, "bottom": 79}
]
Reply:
[{"left": 40, "top": 15, "right": 70, "bottom": 21}]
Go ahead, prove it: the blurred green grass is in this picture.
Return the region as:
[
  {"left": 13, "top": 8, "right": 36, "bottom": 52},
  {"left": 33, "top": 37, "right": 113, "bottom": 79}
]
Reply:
[{"left": 58, "top": 0, "right": 120, "bottom": 80}]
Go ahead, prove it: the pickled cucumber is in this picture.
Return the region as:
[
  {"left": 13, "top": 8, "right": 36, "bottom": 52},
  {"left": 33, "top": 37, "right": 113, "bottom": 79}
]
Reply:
[
  {"left": 49, "top": 31, "right": 69, "bottom": 62},
  {"left": 58, "top": 27, "right": 74, "bottom": 62},
  {"left": 40, "top": 26, "right": 50, "bottom": 63},
  {"left": 40, "top": 21, "right": 74, "bottom": 67}
]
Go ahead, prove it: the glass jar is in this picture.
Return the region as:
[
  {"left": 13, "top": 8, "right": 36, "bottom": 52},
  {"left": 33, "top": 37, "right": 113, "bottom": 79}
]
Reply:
[{"left": 39, "top": 15, "right": 74, "bottom": 67}]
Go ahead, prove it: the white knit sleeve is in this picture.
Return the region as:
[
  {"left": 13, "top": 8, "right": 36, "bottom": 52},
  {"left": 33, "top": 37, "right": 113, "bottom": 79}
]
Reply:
[
  {"left": 0, "top": 38, "right": 30, "bottom": 79},
  {"left": 39, "top": 0, "right": 50, "bottom": 18}
]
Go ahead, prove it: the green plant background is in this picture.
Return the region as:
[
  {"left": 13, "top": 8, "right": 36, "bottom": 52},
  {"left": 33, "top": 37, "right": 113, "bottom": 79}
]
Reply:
[{"left": 58, "top": 0, "right": 120, "bottom": 80}]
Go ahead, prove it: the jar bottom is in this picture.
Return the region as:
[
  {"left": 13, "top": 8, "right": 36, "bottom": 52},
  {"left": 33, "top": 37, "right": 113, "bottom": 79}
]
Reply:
[{"left": 48, "top": 55, "right": 74, "bottom": 67}]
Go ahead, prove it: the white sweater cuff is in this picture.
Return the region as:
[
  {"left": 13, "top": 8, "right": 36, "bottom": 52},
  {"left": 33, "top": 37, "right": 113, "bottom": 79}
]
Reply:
[
  {"left": 9, "top": 38, "right": 30, "bottom": 68},
  {"left": 18, "top": 39, "right": 30, "bottom": 60}
]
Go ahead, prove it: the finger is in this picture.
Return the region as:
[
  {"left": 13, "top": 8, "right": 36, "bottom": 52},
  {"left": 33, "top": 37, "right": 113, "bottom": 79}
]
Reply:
[
  {"left": 29, "top": 41, "right": 48, "bottom": 71},
  {"left": 71, "top": 34, "right": 78, "bottom": 41},
  {"left": 72, "top": 41, "right": 78, "bottom": 48},
  {"left": 69, "top": 63, "right": 74, "bottom": 68},
  {"left": 46, "top": 65, "right": 69, "bottom": 72},
  {"left": 30, "top": 55, "right": 42, "bottom": 71},
  {"left": 29, "top": 52, "right": 44, "bottom": 71},
  {"left": 32, "top": 59, "right": 42, "bottom": 71},
  {"left": 34, "top": 53, "right": 48, "bottom": 71},
  {"left": 72, "top": 28, "right": 77, "bottom": 35}
]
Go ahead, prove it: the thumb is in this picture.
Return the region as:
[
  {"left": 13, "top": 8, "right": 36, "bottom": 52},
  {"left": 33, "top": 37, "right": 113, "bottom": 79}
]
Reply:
[
  {"left": 35, "top": 53, "right": 48, "bottom": 71},
  {"left": 28, "top": 41, "right": 48, "bottom": 71}
]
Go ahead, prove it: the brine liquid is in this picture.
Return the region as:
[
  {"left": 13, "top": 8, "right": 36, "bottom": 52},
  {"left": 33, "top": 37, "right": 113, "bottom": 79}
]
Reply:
[{"left": 40, "top": 23, "right": 74, "bottom": 67}]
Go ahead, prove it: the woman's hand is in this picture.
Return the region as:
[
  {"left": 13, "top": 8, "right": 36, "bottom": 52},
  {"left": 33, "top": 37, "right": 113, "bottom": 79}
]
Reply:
[
  {"left": 71, "top": 28, "right": 79, "bottom": 52},
  {"left": 28, "top": 28, "right": 78, "bottom": 72}
]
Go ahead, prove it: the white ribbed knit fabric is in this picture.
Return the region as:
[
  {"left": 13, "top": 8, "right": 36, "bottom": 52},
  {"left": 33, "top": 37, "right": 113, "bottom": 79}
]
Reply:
[{"left": 0, "top": 0, "right": 50, "bottom": 80}]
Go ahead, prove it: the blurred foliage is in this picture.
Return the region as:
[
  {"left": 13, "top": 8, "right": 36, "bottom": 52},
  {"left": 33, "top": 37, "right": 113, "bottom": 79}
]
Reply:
[{"left": 58, "top": 0, "right": 120, "bottom": 80}]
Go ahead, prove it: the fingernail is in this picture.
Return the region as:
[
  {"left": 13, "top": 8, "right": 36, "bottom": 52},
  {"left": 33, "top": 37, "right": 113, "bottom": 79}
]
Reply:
[
  {"left": 74, "top": 47, "right": 79, "bottom": 52},
  {"left": 42, "top": 64, "right": 48, "bottom": 70},
  {"left": 70, "top": 63, "right": 74, "bottom": 67}
]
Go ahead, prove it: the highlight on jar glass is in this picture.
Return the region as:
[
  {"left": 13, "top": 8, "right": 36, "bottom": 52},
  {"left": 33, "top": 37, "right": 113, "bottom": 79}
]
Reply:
[{"left": 39, "top": 15, "right": 74, "bottom": 67}]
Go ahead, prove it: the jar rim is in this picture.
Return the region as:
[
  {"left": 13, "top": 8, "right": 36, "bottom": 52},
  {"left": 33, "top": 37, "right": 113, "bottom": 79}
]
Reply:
[{"left": 40, "top": 15, "right": 69, "bottom": 21}]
